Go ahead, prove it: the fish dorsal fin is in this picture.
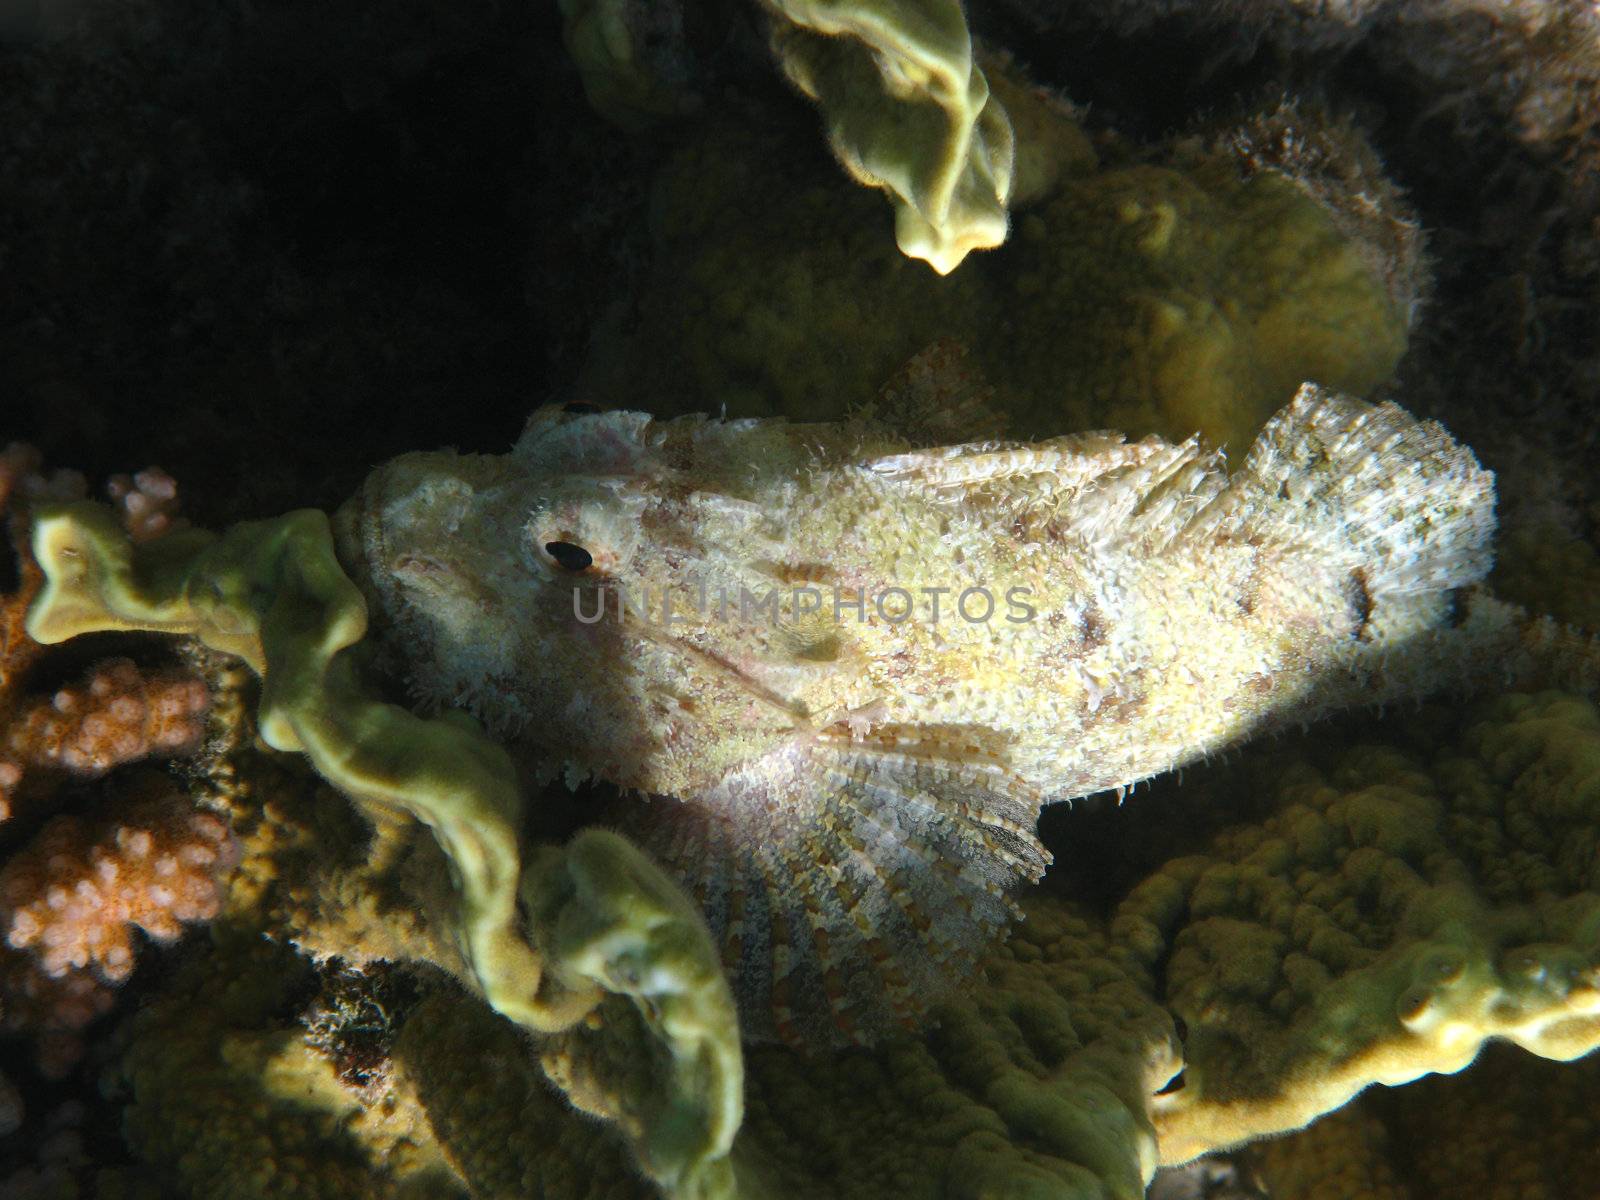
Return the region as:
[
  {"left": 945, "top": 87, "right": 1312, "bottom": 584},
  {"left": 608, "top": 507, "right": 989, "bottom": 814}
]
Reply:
[
  {"left": 863, "top": 430, "right": 1147, "bottom": 490},
  {"left": 865, "top": 427, "right": 1230, "bottom": 552},
  {"left": 620, "top": 724, "right": 1051, "bottom": 1048}
]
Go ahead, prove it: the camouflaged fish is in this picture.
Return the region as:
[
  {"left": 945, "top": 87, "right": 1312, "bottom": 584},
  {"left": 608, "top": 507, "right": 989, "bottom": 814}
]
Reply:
[{"left": 334, "top": 374, "right": 1549, "bottom": 1048}]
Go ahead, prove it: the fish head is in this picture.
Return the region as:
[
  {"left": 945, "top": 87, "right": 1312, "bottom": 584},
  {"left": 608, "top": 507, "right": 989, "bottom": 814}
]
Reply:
[{"left": 335, "top": 405, "right": 846, "bottom": 794}]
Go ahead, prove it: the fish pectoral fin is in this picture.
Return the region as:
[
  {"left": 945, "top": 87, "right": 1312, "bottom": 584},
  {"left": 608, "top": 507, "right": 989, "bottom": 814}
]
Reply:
[{"left": 618, "top": 726, "right": 1050, "bottom": 1050}]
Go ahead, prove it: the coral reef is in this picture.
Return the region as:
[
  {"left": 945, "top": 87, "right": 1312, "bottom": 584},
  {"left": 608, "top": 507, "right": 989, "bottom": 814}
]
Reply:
[
  {"left": 3, "top": 0, "right": 1600, "bottom": 1196},
  {"left": 327, "top": 379, "right": 1600, "bottom": 1060},
  {"left": 64, "top": 685, "right": 1599, "bottom": 1200},
  {"left": 22, "top": 456, "right": 1600, "bottom": 1199},
  {"left": 0, "top": 448, "right": 226, "bottom": 1123}
]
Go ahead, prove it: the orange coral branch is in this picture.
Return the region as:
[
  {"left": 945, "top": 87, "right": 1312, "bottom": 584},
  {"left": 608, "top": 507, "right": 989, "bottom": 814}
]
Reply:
[
  {"left": 0, "top": 792, "right": 238, "bottom": 983},
  {"left": 4, "top": 657, "right": 209, "bottom": 782}
]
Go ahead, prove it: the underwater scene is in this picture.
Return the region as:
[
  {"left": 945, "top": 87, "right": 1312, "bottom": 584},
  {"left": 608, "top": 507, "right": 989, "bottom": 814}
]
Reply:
[{"left": 2, "top": 0, "right": 1599, "bottom": 1196}]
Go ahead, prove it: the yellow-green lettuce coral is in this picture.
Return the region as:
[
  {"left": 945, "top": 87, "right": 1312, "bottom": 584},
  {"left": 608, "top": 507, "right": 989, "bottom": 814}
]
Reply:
[{"left": 759, "top": 0, "right": 1015, "bottom": 274}]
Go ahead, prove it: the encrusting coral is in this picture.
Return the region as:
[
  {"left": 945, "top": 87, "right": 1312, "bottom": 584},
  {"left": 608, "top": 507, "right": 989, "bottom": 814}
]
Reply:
[
  {"left": 1248, "top": 1040, "right": 1600, "bottom": 1198},
  {"left": 1373, "top": 1044, "right": 1600, "bottom": 1198},
  {"left": 1248, "top": 1103, "right": 1409, "bottom": 1200},
  {"left": 115, "top": 931, "right": 466, "bottom": 1200},
  {"left": 1143, "top": 690, "right": 1600, "bottom": 1162}
]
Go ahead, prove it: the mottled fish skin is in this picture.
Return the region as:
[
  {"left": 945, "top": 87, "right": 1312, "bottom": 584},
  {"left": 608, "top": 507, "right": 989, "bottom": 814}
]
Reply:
[{"left": 334, "top": 384, "right": 1519, "bottom": 1047}]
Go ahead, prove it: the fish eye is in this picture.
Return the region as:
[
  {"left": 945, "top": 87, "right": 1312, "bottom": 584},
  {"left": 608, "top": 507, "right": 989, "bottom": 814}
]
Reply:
[
  {"left": 544, "top": 540, "right": 594, "bottom": 571},
  {"left": 561, "top": 401, "right": 603, "bottom": 414}
]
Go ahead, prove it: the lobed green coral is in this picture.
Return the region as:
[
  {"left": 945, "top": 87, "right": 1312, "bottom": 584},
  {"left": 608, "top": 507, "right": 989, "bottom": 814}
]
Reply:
[{"left": 759, "top": 0, "right": 1015, "bottom": 274}]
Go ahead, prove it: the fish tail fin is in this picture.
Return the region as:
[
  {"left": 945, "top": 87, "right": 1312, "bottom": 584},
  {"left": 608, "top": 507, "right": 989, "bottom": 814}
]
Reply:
[{"left": 1187, "top": 383, "right": 1497, "bottom": 600}]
